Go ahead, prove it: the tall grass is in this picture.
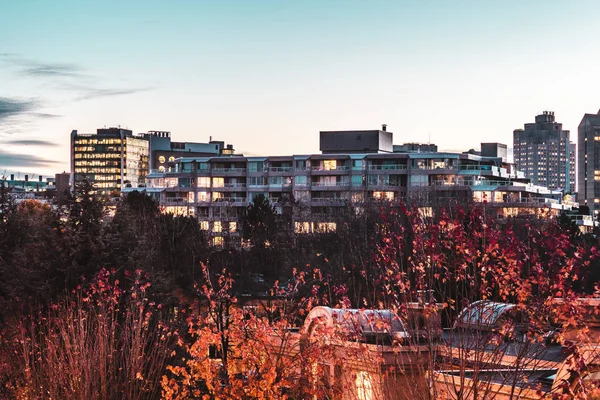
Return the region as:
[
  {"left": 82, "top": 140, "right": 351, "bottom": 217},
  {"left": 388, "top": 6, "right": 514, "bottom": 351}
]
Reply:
[{"left": 8, "top": 269, "right": 178, "bottom": 400}]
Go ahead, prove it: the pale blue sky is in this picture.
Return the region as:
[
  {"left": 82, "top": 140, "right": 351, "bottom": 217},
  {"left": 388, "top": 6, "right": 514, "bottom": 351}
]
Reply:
[{"left": 1, "top": 0, "right": 600, "bottom": 177}]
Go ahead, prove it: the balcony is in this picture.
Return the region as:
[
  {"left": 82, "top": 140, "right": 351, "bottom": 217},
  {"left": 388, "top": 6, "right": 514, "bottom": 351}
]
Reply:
[
  {"left": 269, "top": 166, "right": 294, "bottom": 172},
  {"left": 311, "top": 198, "right": 347, "bottom": 205},
  {"left": 213, "top": 197, "right": 247, "bottom": 204},
  {"left": 311, "top": 166, "right": 350, "bottom": 172},
  {"left": 162, "top": 197, "right": 189, "bottom": 205},
  {"left": 212, "top": 167, "right": 247, "bottom": 173},
  {"left": 311, "top": 181, "right": 350, "bottom": 187},
  {"left": 367, "top": 164, "right": 408, "bottom": 171}
]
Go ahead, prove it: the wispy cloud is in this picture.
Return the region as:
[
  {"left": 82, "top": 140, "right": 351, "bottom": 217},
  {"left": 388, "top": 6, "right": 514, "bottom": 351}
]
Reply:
[
  {"left": 75, "top": 86, "right": 153, "bottom": 101},
  {"left": 3, "top": 139, "right": 59, "bottom": 147},
  {"left": 0, "top": 54, "right": 84, "bottom": 78},
  {"left": 0, "top": 149, "right": 58, "bottom": 168},
  {"left": 1, "top": 53, "right": 153, "bottom": 102},
  {"left": 0, "top": 97, "right": 37, "bottom": 120}
]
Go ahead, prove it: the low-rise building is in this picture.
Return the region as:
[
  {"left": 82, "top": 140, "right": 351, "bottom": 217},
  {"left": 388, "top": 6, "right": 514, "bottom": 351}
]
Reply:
[{"left": 123, "top": 128, "right": 578, "bottom": 245}]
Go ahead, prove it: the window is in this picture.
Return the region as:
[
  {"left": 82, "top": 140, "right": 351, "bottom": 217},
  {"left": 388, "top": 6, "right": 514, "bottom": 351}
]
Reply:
[
  {"left": 352, "top": 175, "right": 364, "bottom": 186},
  {"left": 229, "top": 222, "right": 237, "bottom": 232},
  {"left": 199, "top": 221, "right": 209, "bottom": 230},
  {"left": 197, "top": 191, "right": 209, "bottom": 202},
  {"left": 314, "top": 222, "right": 336, "bottom": 233},
  {"left": 356, "top": 371, "right": 373, "bottom": 400},
  {"left": 213, "top": 221, "right": 222, "bottom": 233},
  {"left": 294, "top": 222, "right": 311, "bottom": 234},
  {"left": 323, "top": 160, "right": 337, "bottom": 170},
  {"left": 213, "top": 177, "right": 224, "bottom": 187},
  {"left": 212, "top": 237, "right": 223, "bottom": 247},
  {"left": 373, "top": 191, "right": 394, "bottom": 200},
  {"left": 197, "top": 177, "right": 210, "bottom": 187},
  {"left": 248, "top": 162, "right": 264, "bottom": 173},
  {"left": 248, "top": 176, "right": 265, "bottom": 186},
  {"left": 295, "top": 175, "right": 307, "bottom": 186}
]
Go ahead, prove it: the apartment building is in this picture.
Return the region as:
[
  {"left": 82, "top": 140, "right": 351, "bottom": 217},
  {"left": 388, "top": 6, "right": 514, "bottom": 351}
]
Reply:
[
  {"left": 578, "top": 110, "right": 600, "bottom": 213},
  {"left": 123, "top": 129, "right": 576, "bottom": 245},
  {"left": 513, "top": 111, "right": 576, "bottom": 193},
  {"left": 145, "top": 131, "right": 235, "bottom": 171}
]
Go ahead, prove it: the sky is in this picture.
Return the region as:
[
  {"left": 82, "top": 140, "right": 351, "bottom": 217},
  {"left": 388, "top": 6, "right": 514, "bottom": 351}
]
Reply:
[{"left": 2, "top": 0, "right": 600, "bottom": 178}]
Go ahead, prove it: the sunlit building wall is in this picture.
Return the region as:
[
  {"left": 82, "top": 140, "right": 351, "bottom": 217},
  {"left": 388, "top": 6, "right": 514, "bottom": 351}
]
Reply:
[{"left": 70, "top": 127, "right": 149, "bottom": 195}]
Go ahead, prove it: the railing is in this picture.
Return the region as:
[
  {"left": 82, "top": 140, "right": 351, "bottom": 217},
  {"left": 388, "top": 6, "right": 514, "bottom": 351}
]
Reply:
[
  {"left": 367, "top": 182, "right": 403, "bottom": 187},
  {"left": 367, "top": 164, "right": 408, "bottom": 170},
  {"left": 212, "top": 168, "right": 247, "bottom": 173},
  {"left": 223, "top": 183, "right": 246, "bottom": 188},
  {"left": 311, "top": 198, "right": 347, "bottom": 203},
  {"left": 269, "top": 166, "right": 294, "bottom": 172},
  {"left": 163, "top": 197, "right": 187, "bottom": 204},
  {"left": 311, "top": 166, "right": 350, "bottom": 171},
  {"left": 311, "top": 181, "right": 350, "bottom": 187},
  {"left": 213, "top": 197, "right": 247, "bottom": 203}
]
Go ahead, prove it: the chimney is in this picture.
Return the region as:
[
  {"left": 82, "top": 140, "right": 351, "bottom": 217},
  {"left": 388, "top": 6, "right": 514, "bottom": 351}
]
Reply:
[{"left": 382, "top": 124, "right": 387, "bottom": 132}]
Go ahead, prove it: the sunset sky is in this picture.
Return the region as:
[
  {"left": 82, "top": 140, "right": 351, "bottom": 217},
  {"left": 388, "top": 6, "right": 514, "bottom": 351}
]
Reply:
[{"left": 2, "top": 0, "right": 600, "bottom": 178}]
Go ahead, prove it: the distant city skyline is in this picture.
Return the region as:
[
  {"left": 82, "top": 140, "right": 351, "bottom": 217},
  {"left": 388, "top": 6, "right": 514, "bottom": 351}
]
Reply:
[{"left": 3, "top": 0, "right": 600, "bottom": 177}]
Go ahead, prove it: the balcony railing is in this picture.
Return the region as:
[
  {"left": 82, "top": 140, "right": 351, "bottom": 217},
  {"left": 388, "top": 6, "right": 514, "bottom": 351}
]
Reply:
[
  {"left": 311, "top": 198, "right": 347, "bottom": 203},
  {"left": 367, "top": 164, "right": 408, "bottom": 170},
  {"left": 312, "top": 166, "right": 350, "bottom": 171},
  {"left": 311, "top": 181, "right": 350, "bottom": 187},
  {"left": 212, "top": 167, "right": 247, "bottom": 173},
  {"left": 223, "top": 183, "right": 246, "bottom": 188},
  {"left": 213, "top": 197, "right": 247, "bottom": 203},
  {"left": 269, "top": 166, "right": 294, "bottom": 172}
]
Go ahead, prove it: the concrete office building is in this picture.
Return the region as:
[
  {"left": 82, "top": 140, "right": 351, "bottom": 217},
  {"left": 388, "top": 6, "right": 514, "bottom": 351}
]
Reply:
[
  {"left": 578, "top": 110, "right": 600, "bottom": 213},
  {"left": 70, "top": 127, "right": 149, "bottom": 195},
  {"left": 513, "top": 111, "right": 576, "bottom": 193}
]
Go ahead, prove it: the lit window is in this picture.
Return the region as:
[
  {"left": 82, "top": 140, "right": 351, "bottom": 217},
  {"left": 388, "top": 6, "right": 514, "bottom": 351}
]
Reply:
[
  {"left": 199, "top": 221, "right": 209, "bottom": 230},
  {"left": 212, "top": 237, "right": 224, "bottom": 246},
  {"left": 294, "top": 221, "right": 310, "bottom": 234},
  {"left": 197, "top": 177, "right": 210, "bottom": 187},
  {"left": 323, "top": 160, "right": 337, "bottom": 170},
  {"left": 229, "top": 222, "right": 237, "bottom": 232},
  {"left": 356, "top": 371, "right": 373, "bottom": 400},
  {"left": 213, "top": 221, "right": 222, "bottom": 233},
  {"left": 213, "top": 177, "right": 224, "bottom": 188},
  {"left": 314, "top": 222, "right": 336, "bottom": 233},
  {"left": 373, "top": 191, "right": 394, "bottom": 200}
]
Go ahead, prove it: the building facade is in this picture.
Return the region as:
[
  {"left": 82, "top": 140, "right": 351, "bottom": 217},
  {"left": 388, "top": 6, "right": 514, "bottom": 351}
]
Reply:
[
  {"left": 71, "top": 127, "right": 149, "bottom": 195},
  {"left": 124, "top": 131, "right": 574, "bottom": 245},
  {"left": 145, "top": 131, "right": 235, "bottom": 172},
  {"left": 578, "top": 110, "right": 600, "bottom": 213},
  {"left": 513, "top": 111, "right": 575, "bottom": 193}
]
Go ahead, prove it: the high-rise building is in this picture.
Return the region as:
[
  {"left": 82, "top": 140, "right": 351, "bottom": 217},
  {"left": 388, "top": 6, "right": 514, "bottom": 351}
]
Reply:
[
  {"left": 70, "top": 127, "right": 149, "bottom": 195},
  {"left": 513, "top": 111, "right": 575, "bottom": 193},
  {"left": 577, "top": 110, "right": 600, "bottom": 213}
]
